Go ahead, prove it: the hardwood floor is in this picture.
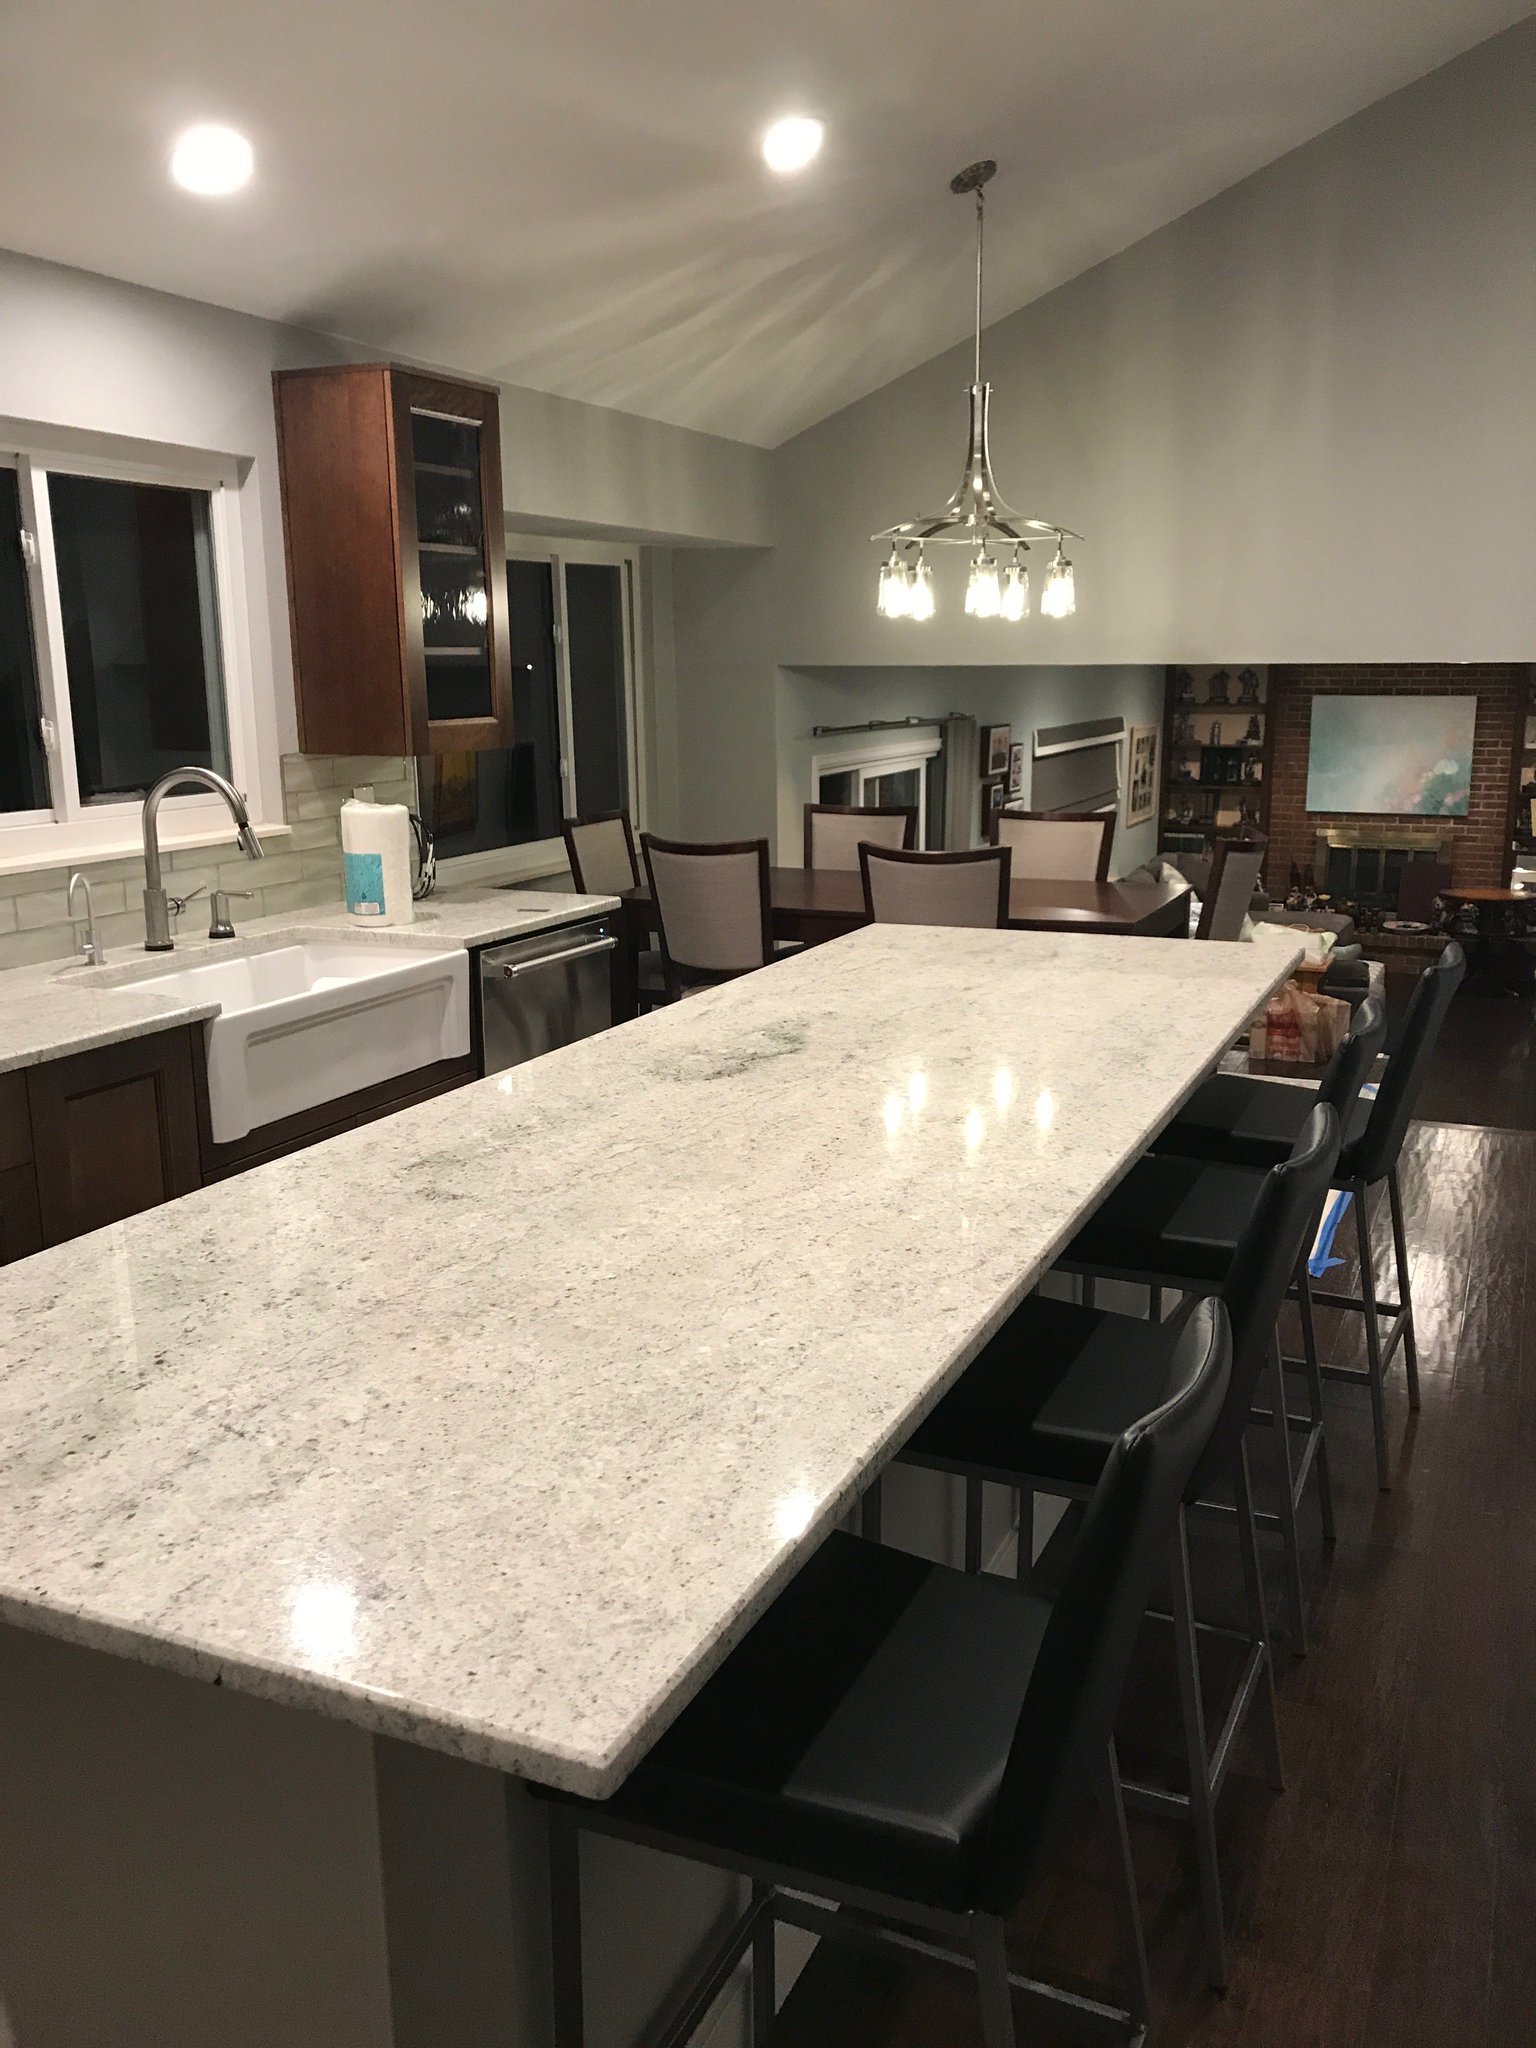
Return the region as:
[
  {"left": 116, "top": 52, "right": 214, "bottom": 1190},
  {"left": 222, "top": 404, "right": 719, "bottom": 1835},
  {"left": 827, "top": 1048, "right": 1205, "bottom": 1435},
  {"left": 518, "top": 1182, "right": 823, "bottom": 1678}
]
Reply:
[
  {"left": 1409, "top": 985, "right": 1536, "bottom": 1132},
  {"left": 773, "top": 1120, "right": 1535, "bottom": 2048}
]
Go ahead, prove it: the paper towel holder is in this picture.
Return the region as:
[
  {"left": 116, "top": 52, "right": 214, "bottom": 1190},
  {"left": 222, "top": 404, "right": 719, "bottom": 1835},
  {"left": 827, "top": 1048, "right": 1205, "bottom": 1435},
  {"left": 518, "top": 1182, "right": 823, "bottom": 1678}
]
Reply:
[{"left": 409, "top": 813, "right": 437, "bottom": 900}]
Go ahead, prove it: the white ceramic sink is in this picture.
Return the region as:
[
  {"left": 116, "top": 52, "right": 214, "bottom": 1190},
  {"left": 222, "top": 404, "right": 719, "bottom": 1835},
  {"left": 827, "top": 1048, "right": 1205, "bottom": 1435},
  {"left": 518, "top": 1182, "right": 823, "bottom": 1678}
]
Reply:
[{"left": 117, "top": 942, "right": 470, "bottom": 1144}]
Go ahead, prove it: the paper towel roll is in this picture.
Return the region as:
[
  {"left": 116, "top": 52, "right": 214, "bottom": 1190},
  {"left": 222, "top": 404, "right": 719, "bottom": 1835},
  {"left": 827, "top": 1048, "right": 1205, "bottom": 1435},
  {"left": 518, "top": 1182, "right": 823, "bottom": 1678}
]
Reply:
[{"left": 340, "top": 800, "right": 415, "bottom": 926}]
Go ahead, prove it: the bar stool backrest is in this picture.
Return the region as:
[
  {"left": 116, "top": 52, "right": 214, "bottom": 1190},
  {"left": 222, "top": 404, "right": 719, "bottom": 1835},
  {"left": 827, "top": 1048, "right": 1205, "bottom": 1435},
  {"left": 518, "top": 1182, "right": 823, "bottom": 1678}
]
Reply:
[
  {"left": 563, "top": 811, "right": 641, "bottom": 896},
  {"left": 1201, "top": 1105, "right": 1341, "bottom": 1497},
  {"left": 1316, "top": 993, "right": 1387, "bottom": 1121},
  {"left": 1195, "top": 837, "right": 1267, "bottom": 940},
  {"left": 1349, "top": 942, "right": 1465, "bottom": 1186},
  {"left": 804, "top": 803, "right": 916, "bottom": 871},
  {"left": 975, "top": 1297, "right": 1231, "bottom": 1913},
  {"left": 858, "top": 843, "right": 1011, "bottom": 929}
]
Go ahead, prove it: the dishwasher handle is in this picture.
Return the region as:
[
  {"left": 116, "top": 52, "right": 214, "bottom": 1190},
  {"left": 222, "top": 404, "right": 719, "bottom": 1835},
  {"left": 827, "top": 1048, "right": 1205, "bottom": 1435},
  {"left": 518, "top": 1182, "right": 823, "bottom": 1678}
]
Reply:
[{"left": 501, "top": 935, "right": 617, "bottom": 980}]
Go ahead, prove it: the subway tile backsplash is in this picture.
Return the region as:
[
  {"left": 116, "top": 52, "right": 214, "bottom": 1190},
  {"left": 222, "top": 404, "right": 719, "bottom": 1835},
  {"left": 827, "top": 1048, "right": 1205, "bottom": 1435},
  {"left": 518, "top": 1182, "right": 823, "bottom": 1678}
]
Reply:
[{"left": 0, "top": 756, "right": 415, "bottom": 972}]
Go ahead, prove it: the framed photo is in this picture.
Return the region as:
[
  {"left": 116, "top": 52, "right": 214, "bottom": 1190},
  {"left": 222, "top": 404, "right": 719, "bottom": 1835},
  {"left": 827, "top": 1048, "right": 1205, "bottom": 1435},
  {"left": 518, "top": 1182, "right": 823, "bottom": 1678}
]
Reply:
[
  {"left": 980, "top": 724, "right": 1012, "bottom": 778},
  {"left": 1006, "top": 741, "right": 1026, "bottom": 798},
  {"left": 1125, "top": 724, "right": 1159, "bottom": 829},
  {"left": 984, "top": 777, "right": 1006, "bottom": 816}
]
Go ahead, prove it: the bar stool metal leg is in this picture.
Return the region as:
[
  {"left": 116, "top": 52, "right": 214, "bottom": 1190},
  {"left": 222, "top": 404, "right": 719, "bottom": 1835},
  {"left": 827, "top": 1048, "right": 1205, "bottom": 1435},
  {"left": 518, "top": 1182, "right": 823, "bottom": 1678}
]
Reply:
[
  {"left": 1101, "top": 1739, "right": 1153, "bottom": 2035},
  {"left": 1169, "top": 1508, "right": 1228, "bottom": 1989},
  {"left": 1232, "top": 1439, "right": 1285, "bottom": 1791},
  {"left": 1353, "top": 1180, "right": 1392, "bottom": 1490},
  {"left": 972, "top": 1915, "right": 1019, "bottom": 2048},
  {"left": 751, "top": 1883, "right": 776, "bottom": 2046},
  {"left": 1293, "top": 1261, "right": 1336, "bottom": 1546},
  {"left": 1266, "top": 1335, "right": 1308, "bottom": 1653},
  {"left": 1387, "top": 1164, "right": 1421, "bottom": 1413}
]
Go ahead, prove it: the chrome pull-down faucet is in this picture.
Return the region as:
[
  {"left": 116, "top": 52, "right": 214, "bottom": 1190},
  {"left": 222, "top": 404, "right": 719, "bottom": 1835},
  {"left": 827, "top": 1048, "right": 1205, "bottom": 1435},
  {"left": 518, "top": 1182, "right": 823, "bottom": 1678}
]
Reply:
[{"left": 141, "top": 768, "right": 264, "bottom": 951}]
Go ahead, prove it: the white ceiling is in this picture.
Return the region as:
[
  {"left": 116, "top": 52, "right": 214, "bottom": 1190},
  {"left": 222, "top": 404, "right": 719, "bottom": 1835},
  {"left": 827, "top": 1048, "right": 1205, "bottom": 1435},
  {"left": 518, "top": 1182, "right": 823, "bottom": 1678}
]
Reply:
[{"left": 1, "top": 0, "right": 1528, "bottom": 445}]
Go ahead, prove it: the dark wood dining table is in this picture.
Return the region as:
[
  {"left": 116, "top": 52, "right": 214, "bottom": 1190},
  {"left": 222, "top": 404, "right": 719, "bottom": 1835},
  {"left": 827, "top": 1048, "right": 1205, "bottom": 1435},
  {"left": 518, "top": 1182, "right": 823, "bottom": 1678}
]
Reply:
[{"left": 615, "top": 867, "right": 1193, "bottom": 1019}]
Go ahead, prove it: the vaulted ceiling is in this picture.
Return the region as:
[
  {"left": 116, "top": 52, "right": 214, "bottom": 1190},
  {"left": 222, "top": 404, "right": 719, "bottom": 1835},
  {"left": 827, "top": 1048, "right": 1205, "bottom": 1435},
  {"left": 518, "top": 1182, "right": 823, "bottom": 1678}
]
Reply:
[{"left": 0, "top": 0, "right": 1528, "bottom": 444}]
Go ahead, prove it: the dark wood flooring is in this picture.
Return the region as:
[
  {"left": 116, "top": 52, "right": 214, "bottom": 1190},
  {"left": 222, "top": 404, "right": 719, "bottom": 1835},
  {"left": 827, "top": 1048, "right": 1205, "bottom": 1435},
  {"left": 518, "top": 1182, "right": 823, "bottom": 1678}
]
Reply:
[
  {"left": 774, "top": 1119, "right": 1536, "bottom": 2048},
  {"left": 1409, "top": 985, "right": 1536, "bottom": 1132}
]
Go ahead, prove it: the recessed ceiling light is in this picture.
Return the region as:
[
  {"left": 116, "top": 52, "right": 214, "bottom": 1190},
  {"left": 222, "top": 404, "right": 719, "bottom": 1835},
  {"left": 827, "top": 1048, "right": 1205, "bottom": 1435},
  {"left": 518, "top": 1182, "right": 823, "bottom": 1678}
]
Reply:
[
  {"left": 170, "top": 123, "right": 254, "bottom": 196},
  {"left": 762, "top": 115, "right": 824, "bottom": 175}
]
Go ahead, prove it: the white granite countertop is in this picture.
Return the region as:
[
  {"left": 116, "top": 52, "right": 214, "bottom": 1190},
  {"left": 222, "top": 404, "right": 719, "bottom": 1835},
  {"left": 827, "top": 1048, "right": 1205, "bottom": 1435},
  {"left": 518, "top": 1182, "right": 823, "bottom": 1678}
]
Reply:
[
  {"left": 0, "top": 888, "right": 619, "bottom": 1076},
  {"left": 0, "top": 925, "right": 1299, "bottom": 1794}
]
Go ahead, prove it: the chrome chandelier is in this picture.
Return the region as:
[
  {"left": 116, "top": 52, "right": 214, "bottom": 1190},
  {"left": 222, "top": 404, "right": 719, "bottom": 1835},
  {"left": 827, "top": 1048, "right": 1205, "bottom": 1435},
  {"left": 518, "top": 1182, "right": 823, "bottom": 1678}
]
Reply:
[{"left": 873, "top": 159, "right": 1079, "bottom": 623}]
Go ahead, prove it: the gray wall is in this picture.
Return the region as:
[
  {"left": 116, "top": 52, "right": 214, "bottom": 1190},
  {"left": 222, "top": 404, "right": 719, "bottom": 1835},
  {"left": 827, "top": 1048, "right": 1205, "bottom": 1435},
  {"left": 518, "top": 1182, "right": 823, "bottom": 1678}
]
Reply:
[
  {"left": 777, "top": 665, "right": 1165, "bottom": 874},
  {"left": 669, "top": 18, "right": 1536, "bottom": 840}
]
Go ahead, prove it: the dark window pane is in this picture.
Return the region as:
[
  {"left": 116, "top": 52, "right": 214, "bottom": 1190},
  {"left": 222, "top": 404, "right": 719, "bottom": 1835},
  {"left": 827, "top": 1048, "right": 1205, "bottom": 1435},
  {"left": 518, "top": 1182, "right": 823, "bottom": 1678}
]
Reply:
[
  {"left": 567, "top": 562, "right": 628, "bottom": 817},
  {"left": 416, "top": 559, "right": 561, "bottom": 858},
  {"left": 48, "top": 472, "right": 230, "bottom": 803},
  {"left": 0, "top": 469, "right": 50, "bottom": 814}
]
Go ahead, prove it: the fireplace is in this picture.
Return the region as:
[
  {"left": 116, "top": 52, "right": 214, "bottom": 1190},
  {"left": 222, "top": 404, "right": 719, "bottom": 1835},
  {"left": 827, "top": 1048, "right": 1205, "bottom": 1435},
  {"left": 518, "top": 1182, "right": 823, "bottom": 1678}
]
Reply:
[{"left": 1312, "top": 825, "right": 1454, "bottom": 913}]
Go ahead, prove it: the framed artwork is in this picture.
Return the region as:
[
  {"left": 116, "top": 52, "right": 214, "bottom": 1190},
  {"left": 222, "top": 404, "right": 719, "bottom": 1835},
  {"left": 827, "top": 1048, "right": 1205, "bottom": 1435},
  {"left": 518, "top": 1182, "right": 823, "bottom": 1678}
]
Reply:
[
  {"left": 984, "top": 777, "right": 1006, "bottom": 817},
  {"left": 980, "top": 724, "right": 1012, "bottom": 778},
  {"left": 1125, "top": 724, "right": 1159, "bottom": 829},
  {"left": 1006, "top": 741, "right": 1026, "bottom": 798},
  {"left": 1306, "top": 695, "right": 1475, "bottom": 816}
]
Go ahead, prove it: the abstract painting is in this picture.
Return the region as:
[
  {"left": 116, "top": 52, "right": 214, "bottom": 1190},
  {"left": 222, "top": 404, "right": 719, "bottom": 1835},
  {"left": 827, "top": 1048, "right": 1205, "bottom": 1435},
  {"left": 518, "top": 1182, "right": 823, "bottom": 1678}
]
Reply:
[{"left": 1306, "top": 695, "right": 1475, "bottom": 817}]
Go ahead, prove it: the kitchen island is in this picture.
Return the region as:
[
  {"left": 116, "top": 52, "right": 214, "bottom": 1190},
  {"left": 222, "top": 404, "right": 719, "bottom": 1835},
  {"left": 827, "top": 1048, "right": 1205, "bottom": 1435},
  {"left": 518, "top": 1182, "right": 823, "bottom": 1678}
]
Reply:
[{"left": 0, "top": 924, "right": 1299, "bottom": 2046}]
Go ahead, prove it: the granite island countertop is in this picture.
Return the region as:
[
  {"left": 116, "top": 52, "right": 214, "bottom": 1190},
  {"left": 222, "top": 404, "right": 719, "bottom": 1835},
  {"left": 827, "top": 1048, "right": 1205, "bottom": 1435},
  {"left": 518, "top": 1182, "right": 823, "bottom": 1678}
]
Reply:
[
  {"left": 0, "top": 887, "right": 619, "bottom": 1076},
  {"left": 0, "top": 924, "right": 1300, "bottom": 1794}
]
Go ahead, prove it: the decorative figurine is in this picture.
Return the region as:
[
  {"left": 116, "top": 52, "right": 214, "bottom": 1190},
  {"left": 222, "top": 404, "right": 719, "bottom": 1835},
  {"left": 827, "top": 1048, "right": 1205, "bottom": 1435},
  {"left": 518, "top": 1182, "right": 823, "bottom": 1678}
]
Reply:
[
  {"left": 1245, "top": 714, "right": 1263, "bottom": 744},
  {"left": 1238, "top": 667, "right": 1262, "bottom": 704},
  {"left": 1207, "top": 668, "right": 1232, "bottom": 705}
]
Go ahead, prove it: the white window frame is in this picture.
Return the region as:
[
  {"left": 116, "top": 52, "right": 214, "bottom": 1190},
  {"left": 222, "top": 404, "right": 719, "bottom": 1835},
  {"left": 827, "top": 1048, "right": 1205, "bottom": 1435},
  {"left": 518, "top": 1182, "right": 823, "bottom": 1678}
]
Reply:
[
  {"left": 434, "top": 535, "right": 646, "bottom": 886},
  {"left": 0, "top": 440, "right": 280, "bottom": 874},
  {"left": 809, "top": 726, "right": 944, "bottom": 849}
]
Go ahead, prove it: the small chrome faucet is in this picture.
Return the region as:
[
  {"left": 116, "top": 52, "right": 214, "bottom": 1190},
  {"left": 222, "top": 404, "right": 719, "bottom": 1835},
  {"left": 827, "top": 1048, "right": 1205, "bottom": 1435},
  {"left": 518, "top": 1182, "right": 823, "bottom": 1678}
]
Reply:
[
  {"left": 67, "top": 870, "right": 103, "bottom": 965},
  {"left": 141, "top": 767, "right": 264, "bottom": 952}
]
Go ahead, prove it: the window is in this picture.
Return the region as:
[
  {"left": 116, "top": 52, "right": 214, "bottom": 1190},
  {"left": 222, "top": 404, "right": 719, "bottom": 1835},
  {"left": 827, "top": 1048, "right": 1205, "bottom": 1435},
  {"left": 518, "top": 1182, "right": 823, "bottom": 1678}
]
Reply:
[
  {"left": 809, "top": 727, "right": 945, "bottom": 847},
  {"left": 417, "top": 540, "right": 642, "bottom": 880},
  {"left": 0, "top": 442, "right": 267, "bottom": 867}
]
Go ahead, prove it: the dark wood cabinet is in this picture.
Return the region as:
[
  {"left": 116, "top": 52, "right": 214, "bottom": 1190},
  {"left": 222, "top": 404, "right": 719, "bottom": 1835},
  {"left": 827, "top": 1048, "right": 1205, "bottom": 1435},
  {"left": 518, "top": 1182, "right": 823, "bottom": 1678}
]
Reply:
[
  {"left": 24, "top": 1029, "right": 203, "bottom": 1248},
  {"left": 0, "top": 1070, "right": 41, "bottom": 1266},
  {"left": 274, "top": 364, "right": 515, "bottom": 758}
]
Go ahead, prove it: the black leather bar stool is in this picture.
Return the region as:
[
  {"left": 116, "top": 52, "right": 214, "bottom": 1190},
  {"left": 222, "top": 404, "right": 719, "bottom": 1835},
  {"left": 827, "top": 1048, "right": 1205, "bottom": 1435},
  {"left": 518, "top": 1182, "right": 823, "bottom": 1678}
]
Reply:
[
  {"left": 1055, "top": 1087, "right": 1357, "bottom": 1655},
  {"left": 1157, "top": 947, "right": 1464, "bottom": 1487},
  {"left": 899, "top": 1108, "right": 1338, "bottom": 1990},
  {"left": 534, "top": 1302, "right": 1231, "bottom": 2048}
]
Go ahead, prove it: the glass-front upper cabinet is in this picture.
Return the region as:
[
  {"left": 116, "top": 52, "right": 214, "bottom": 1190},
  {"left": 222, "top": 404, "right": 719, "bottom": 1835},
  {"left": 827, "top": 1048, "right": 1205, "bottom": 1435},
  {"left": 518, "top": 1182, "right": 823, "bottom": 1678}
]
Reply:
[{"left": 275, "top": 364, "right": 514, "bottom": 756}]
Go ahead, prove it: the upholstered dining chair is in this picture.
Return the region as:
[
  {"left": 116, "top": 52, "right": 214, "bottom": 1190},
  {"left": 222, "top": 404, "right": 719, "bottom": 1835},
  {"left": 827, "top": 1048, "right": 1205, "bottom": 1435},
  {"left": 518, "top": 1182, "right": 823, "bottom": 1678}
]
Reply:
[
  {"left": 639, "top": 834, "right": 774, "bottom": 999},
  {"left": 991, "top": 809, "right": 1114, "bottom": 883},
  {"left": 1195, "top": 835, "right": 1267, "bottom": 940},
  {"left": 562, "top": 809, "right": 641, "bottom": 896},
  {"left": 859, "top": 843, "right": 1011, "bottom": 929},
  {"left": 804, "top": 802, "right": 917, "bottom": 871},
  {"left": 562, "top": 810, "right": 665, "bottom": 1011}
]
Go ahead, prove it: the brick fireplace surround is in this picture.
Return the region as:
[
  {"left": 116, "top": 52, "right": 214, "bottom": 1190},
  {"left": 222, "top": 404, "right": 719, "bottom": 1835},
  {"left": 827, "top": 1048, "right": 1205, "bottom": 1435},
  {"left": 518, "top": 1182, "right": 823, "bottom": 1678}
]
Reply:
[{"left": 1265, "top": 664, "right": 1530, "bottom": 900}]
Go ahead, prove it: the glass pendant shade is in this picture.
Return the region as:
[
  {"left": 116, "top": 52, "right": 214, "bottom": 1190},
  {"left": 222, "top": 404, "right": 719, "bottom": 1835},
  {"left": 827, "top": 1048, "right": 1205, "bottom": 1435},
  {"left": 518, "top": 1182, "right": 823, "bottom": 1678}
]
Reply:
[
  {"left": 907, "top": 552, "right": 935, "bottom": 619},
  {"left": 1000, "top": 554, "right": 1029, "bottom": 621},
  {"left": 877, "top": 548, "right": 910, "bottom": 618},
  {"left": 965, "top": 549, "right": 1001, "bottom": 617},
  {"left": 1041, "top": 546, "right": 1076, "bottom": 619}
]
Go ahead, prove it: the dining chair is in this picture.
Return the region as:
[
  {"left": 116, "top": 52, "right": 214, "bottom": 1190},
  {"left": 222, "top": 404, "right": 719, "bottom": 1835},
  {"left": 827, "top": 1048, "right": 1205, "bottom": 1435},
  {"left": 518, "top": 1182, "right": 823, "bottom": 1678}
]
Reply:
[
  {"left": 859, "top": 843, "right": 1011, "bottom": 929},
  {"left": 804, "top": 802, "right": 917, "bottom": 871},
  {"left": 639, "top": 834, "right": 774, "bottom": 999},
  {"left": 991, "top": 809, "right": 1114, "bottom": 882},
  {"left": 562, "top": 810, "right": 665, "bottom": 1010},
  {"left": 1195, "top": 835, "right": 1267, "bottom": 940},
  {"left": 900, "top": 1109, "right": 1339, "bottom": 1990},
  {"left": 534, "top": 1298, "right": 1231, "bottom": 2048}
]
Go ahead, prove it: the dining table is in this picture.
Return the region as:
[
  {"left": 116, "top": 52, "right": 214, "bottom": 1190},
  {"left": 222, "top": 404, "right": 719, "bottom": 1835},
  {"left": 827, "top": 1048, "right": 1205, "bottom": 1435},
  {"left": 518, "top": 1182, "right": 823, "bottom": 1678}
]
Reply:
[{"left": 616, "top": 864, "right": 1193, "bottom": 1017}]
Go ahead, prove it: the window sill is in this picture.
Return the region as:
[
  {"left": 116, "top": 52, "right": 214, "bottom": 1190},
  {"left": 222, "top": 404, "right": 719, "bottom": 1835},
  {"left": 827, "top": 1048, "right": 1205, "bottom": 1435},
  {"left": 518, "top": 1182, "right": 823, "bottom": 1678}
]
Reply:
[
  {"left": 0, "top": 820, "right": 292, "bottom": 880},
  {"left": 436, "top": 841, "right": 572, "bottom": 888}
]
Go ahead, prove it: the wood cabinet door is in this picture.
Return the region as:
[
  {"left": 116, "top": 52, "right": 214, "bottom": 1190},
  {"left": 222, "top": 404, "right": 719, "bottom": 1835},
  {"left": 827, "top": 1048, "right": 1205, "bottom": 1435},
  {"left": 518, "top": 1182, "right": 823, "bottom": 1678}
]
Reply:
[
  {"left": 0, "top": 1163, "right": 42, "bottom": 1265},
  {"left": 26, "top": 1029, "right": 203, "bottom": 1248}
]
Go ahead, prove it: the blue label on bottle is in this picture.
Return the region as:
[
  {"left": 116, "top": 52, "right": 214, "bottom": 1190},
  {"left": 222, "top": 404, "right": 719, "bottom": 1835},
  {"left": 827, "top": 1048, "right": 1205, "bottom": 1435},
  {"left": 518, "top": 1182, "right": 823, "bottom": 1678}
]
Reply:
[{"left": 344, "top": 849, "right": 385, "bottom": 916}]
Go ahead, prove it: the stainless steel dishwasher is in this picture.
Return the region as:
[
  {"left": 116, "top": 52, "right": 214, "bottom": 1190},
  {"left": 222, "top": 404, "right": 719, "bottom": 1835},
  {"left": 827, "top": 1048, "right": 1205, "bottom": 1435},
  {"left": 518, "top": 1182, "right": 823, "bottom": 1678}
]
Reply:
[{"left": 476, "top": 917, "right": 619, "bottom": 1075}]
